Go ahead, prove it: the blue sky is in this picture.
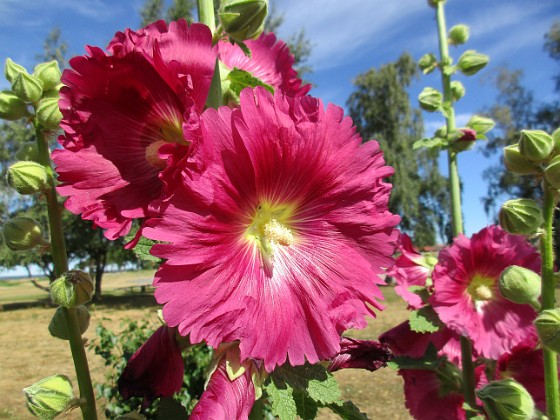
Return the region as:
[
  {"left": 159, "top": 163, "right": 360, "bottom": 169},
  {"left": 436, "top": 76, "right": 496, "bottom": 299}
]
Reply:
[{"left": 1, "top": 0, "right": 559, "bottom": 238}]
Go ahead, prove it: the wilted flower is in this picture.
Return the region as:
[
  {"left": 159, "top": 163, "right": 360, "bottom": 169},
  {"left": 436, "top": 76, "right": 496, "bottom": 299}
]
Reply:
[
  {"left": 144, "top": 87, "right": 400, "bottom": 371},
  {"left": 328, "top": 337, "right": 393, "bottom": 372}
]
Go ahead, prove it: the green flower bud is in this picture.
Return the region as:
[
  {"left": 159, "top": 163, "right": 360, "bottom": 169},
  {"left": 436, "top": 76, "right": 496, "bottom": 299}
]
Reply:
[
  {"left": 2, "top": 217, "right": 49, "bottom": 251},
  {"left": 12, "top": 71, "right": 43, "bottom": 103},
  {"left": 499, "top": 265, "right": 541, "bottom": 310},
  {"left": 23, "top": 374, "right": 74, "bottom": 419},
  {"left": 36, "top": 97, "right": 62, "bottom": 131},
  {"left": 48, "top": 306, "right": 91, "bottom": 340},
  {"left": 0, "top": 90, "right": 28, "bottom": 120},
  {"left": 466, "top": 115, "right": 495, "bottom": 135},
  {"left": 15, "top": 142, "right": 40, "bottom": 162},
  {"left": 50, "top": 270, "right": 94, "bottom": 308},
  {"left": 544, "top": 155, "right": 560, "bottom": 189},
  {"left": 552, "top": 127, "right": 560, "bottom": 155},
  {"left": 418, "top": 87, "right": 442, "bottom": 112},
  {"left": 477, "top": 379, "right": 535, "bottom": 420},
  {"left": 33, "top": 61, "right": 61, "bottom": 91},
  {"left": 450, "top": 80, "right": 465, "bottom": 101},
  {"left": 518, "top": 129, "right": 554, "bottom": 162},
  {"left": 418, "top": 53, "right": 438, "bottom": 75},
  {"left": 499, "top": 198, "right": 543, "bottom": 235},
  {"left": 534, "top": 308, "right": 560, "bottom": 353},
  {"left": 4, "top": 58, "right": 27, "bottom": 84},
  {"left": 219, "top": 0, "right": 268, "bottom": 43},
  {"left": 448, "top": 24, "right": 470, "bottom": 45},
  {"left": 7, "top": 161, "right": 48, "bottom": 195},
  {"left": 457, "top": 50, "right": 489, "bottom": 76},
  {"left": 503, "top": 144, "right": 542, "bottom": 175}
]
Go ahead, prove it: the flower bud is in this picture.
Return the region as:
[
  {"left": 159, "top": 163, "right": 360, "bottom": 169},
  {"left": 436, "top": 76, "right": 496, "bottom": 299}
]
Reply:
[
  {"left": 552, "top": 127, "right": 560, "bottom": 155},
  {"left": 12, "top": 72, "right": 43, "bottom": 103},
  {"left": 503, "top": 144, "right": 542, "bottom": 175},
  {"left": 534, "top": 308, "right": 560, "bottom": 353},
  {"left": 418, "top": 53, "right": 438, "bottom": 75},
  {"left": 23, "top": 375, "right": 74, "bottom": 419},
  {"left": 7, "top": 161, "right": 48, "bottom": 195},
  {"left": 4, "top": 58, "right": 26, "bottom": 84},
  {"left": 418, "top": 87, "right": 442, "bottom": 112},
  {"left": 0, "top": 90, "right": 28, "bottom": 121},
  {"left": 518, "top": 129, "right": 554, "bottom": 162},
  {"left": 36, "top": 97, "right": 62, "bottom": 131},
  {"left": 467, "top": 115, "right": 495, "bottom": 135},
  {"left": 499, "top": 265, "right": 541, "bottom": 310},
  {"left": 2, "top": 217, "right": 49, "bottom": 251},
  {"left": 50, "top": 270, "right": 94, "bottom": 308},
  {"left": 450, "top": 80, "right": 465, "bottom": 101},
  {"left": 477, "top": 378, "right": 535, "bottom": 420},
  {"left": 448, "top": 24, "right": 470, "bottom": 45},
  {"left": 33, "top": 61, "right": 61, "bottom": 91},
  {"left": 15, "top": 142, "right": 40, "bottom": 162},
  {"left": 451, "top": 128, "right": 477, "bottom": 152},
  {"left": 499, "top": 198, "right": 543, "bottom": 235},
  {"left": 219, "top": 0, "right": 268, "bottom": 43},
  {"left": 48, "top": 306, "right": 91, "bottom": 340},
  {"left": 544, "top": 155, "right": 560, "bottom": 189},
  {"left": 457, "top": 50, "right": 489, "bottom": 76}
]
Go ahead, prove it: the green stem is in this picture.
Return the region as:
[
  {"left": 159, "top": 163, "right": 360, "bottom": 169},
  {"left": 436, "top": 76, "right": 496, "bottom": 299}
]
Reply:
[
  {"left": 434, "top": 2, "right": 477, "bottom": 415},
  {"left": 197, "top": 0, "right": 223, "bottom": 109},
  {"left": 540, "top": 185, "right": 560, "bottom": 420},
  {"left": 197, "top": 0, "right": 216, "bottom": 32},
  {"left": 35, "top": 121, "right": 98, "bottom": 420}
]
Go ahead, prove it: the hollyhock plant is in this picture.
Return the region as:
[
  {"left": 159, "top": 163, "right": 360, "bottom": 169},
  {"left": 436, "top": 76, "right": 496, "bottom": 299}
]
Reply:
[
  {"left": 143, "top": 86, "right": 400, "bottom": 371},
  {"left": 430, "top": 225, "right": 540, "bottom": 359},
  {"left": 53, "top": 20, "right": 216, "bottom": 239},
  {"left": 328, "top": 337, "right": 393, "bottom": 372}
]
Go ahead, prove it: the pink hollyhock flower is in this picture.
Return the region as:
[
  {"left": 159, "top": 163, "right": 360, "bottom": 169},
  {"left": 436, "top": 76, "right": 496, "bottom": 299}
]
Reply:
[
  {"left": 118, "top": 326, "right": 184, "bottom": 406},
  {"left": 328, "top": 337, "right": 393, "bottom": 372},
  {"left": 218, "top": 32, "right": 310, "bottom": 97},
  {"left": 387, "top": 233, "right": 434, "bottom": 309},
  {"left": 53, "top": 21, "right": 216, "bottom": 239},
  {"left": 430, "top": 225, "right": 540, "bottom": 359},
  {"left": 143, "top": 87, "right": 400, "bottom": 371},
  {"left": 457, "top": 128, "right": 477, "bottom": 142}
]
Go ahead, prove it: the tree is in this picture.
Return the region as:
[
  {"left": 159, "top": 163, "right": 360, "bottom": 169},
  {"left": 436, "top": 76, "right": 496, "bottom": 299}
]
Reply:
[
  {"left": 37, "top": 27, "right": 68, "bottom": 69},
  {"left": 347, "top": 52, "right": 449, "bottom": 246},
  {"left": 140, "top": 0, "right": 164, "bottom": 27},
  {"left": 166, "top": 0, "right": 196, "bottom": 23}
]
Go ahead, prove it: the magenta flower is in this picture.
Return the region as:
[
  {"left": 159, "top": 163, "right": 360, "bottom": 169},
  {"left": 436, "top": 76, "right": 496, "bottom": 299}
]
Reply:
[
  {"left": 328, "top": 337, "right": 393, "bottom": 372},
  {"left": 457, "top": 128, "right": 477, "bottom": 142},
  {"left": 218, "top": 32, "right": 310, "bottom": 97},
  {"left": 430, "top": 225, "right": 540, "bottom": 359},
  {"left": 53, "top": 21, "right": 216, "bottom": 239},
  {"left": 118, "top": 326, "right": 184, "bottom": 406},
  {"left": 143, "top": 87, "right": 400, "bottom": 371}
]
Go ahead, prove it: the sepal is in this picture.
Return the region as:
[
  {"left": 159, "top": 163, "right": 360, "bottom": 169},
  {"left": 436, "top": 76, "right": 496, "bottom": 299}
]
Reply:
[{"left": 23, "top": 374, "right": 75, "bottom": 419}]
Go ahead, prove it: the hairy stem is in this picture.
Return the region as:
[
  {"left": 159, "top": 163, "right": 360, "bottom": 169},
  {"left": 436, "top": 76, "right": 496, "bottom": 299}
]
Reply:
[
  {"left": 197, "top": 0, "right": 222, "bottom": 109},
  {"left": 35, "top": 121, "right": 97, "bottom": 420}
]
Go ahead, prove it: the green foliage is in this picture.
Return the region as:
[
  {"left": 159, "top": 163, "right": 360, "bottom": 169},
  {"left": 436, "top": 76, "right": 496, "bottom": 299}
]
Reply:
[
  {"left": 227, "top": 68, "right": 274, "bottom": 96},
  {"left": 92, "top": 318, "right": 212, "bottom": 419},
  {"left": 409, "top": 305, "right": 442, "bottom": 333},
  {"left": 140, "top": 0, "right": 165, "bottom": 26}
]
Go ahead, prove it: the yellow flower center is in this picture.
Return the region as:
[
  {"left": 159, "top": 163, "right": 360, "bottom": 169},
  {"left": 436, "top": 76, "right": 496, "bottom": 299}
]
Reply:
[
  {"left": 246, "top": 202, "right": 297, "bottom": 258},
  {"left": 466, "top": 274, "right": 495, "bottom": 302}
]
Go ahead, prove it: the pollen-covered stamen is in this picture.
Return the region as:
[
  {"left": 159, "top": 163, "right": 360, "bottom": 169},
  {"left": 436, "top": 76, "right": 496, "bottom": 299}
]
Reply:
[
  {"left": 145, "top": 140, "right": 167, "bottom": 170},
  {"left": 467, "top": 274, "right": 495, "bottom": 302},
  {"left": 264, "top": 219, "right": 294, "bottom": 247},
  {"left": 246, "top": 203, "right": 296, "bottom": 257}
]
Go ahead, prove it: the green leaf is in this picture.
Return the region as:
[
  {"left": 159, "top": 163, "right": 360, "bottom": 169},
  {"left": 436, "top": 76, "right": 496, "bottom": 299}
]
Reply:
[
  {"left": 407, "top": 285, "right": 431, "bottom": 304},
  {"left": 227, "top": 68, "right": 274, "bottom": 96},
  {"left": 409, "top": 305, "right": 442, "bottom": 333},
  {"left": 387, "top": 355, "right": 439, "bottom": 371},
  {"left": 155, "top": 397, "right": 188, "bottom": 420},
  {"left": 412, "top": 136, "right": 447, "bottom": 150},
  {"left": 293, "top": 390, "right": 318, "bottom": 420},
  {"left": 327, "top": 401, "right": 369, "bottom": 420},
  {"left": 131, "top": 236, "right": 161, "bottom": 263},
  {"left": 264, "top": 376, "right": 297, "bottom": 420}
]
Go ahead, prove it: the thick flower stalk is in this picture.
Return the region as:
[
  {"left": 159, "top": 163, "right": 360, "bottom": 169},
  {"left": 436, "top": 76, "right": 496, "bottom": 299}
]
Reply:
[{"left": 143, "top": 87, "right": 400, "bottom": 371}]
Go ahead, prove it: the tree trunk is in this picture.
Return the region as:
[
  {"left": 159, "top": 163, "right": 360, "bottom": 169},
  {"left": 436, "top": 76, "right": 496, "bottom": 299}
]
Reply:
[{"left": 93, "top": 253, "right": 107, "bottom": 301}]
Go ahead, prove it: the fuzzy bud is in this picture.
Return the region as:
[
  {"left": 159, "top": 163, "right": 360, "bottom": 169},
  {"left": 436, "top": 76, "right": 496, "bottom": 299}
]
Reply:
[
  {"left": 450, "top": 80, "right": 465, "bottom": 101},
  {"left": 499, "top": 198, "right": 543, "bottom": 235},
  {"left": 518, "top": 129, "right": 554, "bottom": 162},
  {"left": 7, "top": 161, "right": 48, "bottom": 195},
  {"left": 4, "top": 58, "right": 26, "bottom": 84},
  {"left": 534, "top": 308, "right": 560, "bottom": 353},
  {"left": 15, "top": 142, "right": 40, "bottom": 162},
  {"left": 48, "top": 306, "right": 91, "bottom": 340},
  {"left": 448, "top": 24, "right": 470, "bottom": 45},
  {"left": 12, "top": 72, "right": 43, "bottom": 103},
  {"left": 50, "top": 270, "right": 94, "bottom": 308},
  {"left": 2, "top": 217, "right": 48, "bottom": 251},
  {"left": 33, "top": 61, "right": 61, "bottom": 91},
  {"left": 418, "top": 53, "right": 438, "bottom": 75},
  {"left": 0, "top": 90, "right": 28, "bottom": 121},
  {"left": 467, "top": 115, "right": 495, "bottom": 135},
  {"left": 477, "top": 379, "right": 535, "bottom": 420},
  {"left": 219, "top": 0, "right": 268, "bottom": 43},
  {"left": 418, "top": 87, "right": 442, "bottom": 112},
  {"left": 499, "top": 265, "right": 541, "bottom": 310},
  {"left": 457, "top": 50, "right": 489, "bottom": 76},
  {"left": 23, "top": 375, "right": 74, "bottom": 419},
  {"left": 503, "top": 144, "right": 542, "bottom": 175},
  {"left": 544, "top": 155, "right": 560, "bottom": 189},
  {"left": 35, "top": 97, "right": 62, "bottom": 131},
  {"left": 552, "top": 127, "right": 560, "bottom": 156}
]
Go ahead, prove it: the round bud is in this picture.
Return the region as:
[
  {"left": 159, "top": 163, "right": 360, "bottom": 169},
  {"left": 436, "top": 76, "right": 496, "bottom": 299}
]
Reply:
[
  {"left": 0, "top": 90, "right": 28, "bottom": 121},
  {"left": 219, "top": 0, "right": 268, "bottom": 43},
  {"left": 12, "top": 72, "right": 43, "bottom": 103},
  {"left": 23, "top": 374, "right": 74, "bottom": 419},
  {"left": 2, "top": 217, "right": 49, "bottom": 251},
  {"left": 450, "top": 80, "right": 465, "bottom": 101},
  {"left": 544, "top": 155, "right": 560, "bottom": 189},
  {"left": 499, "top": 198, "right": 543, "bottom": 235},
  {"left": 33, "top": 61, "right": 61, "bottom": 91},
  {"left": 448, "top": 24, "right": 470, "bottom": 45},
  {"left": 48, "top": 306, "right": 91, "bottom": 340},
  {"left": 503, "top": 144, "right": 542, "bottom": 175},
  {"left": 35, "top": 97, "right": 62, "bottom": 131},
  {"left": 499, "top": 265, "right": 541, "bottom": 310},
  {"left": 534, "top": 308, "right": 560, "bottom": 353},
  {"left": 7, "top": 161, "right": 48, "bottom": 195},
  {"left": 418, "top": 87, "right": 442, "bottom": 112},
  {"left": 552, "top": 127, "right": 560, "bottom": 156},
  {"left": 418, "top": 53, "right": 438, "bottom": 75},
  {"left": 50, "top": 270, "right": 94, "bottom": 308},
  {"left": 477, "top": 379, "right": 535, "bottom": 420},
  {"left": 457, "top": 50, "right": 489, "bottom": 76},
  {"left": 518, "top": 129, "right": 554, "bottom": 162},
  {"left": 4, "top": 58, "right": 26, "bottom": 84}
]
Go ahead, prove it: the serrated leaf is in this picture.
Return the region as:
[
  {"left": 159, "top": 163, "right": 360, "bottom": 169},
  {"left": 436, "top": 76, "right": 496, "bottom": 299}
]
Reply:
[
  {"left": 412, "top": 136, "right": 446, "bottom": 150},
  {"left": 264, "top": 376, "right": 297, "bottom": 420},
  {"left": 409, "top": 305, "right": 442, "bottom": 333},
  {"left": 387, "top": 355, "right": 439, "bottom": 371},
  {"left": 293, "top": 390, "right": 318, "bottom": 420},
  {"left": 327, "top": 401, "right": 369, "bottom": 420},
  {"left": 227, "top": 68, "right": 274, "bottom": 96},
  {"left": 132, "top": 236, "right": 161, "bottom": 263},
  {"left": 155, "top": 397, "right": 187, "bottom": 420},
  {"left": 407, "top": 285, "right": 431, "bottom": 304}
]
